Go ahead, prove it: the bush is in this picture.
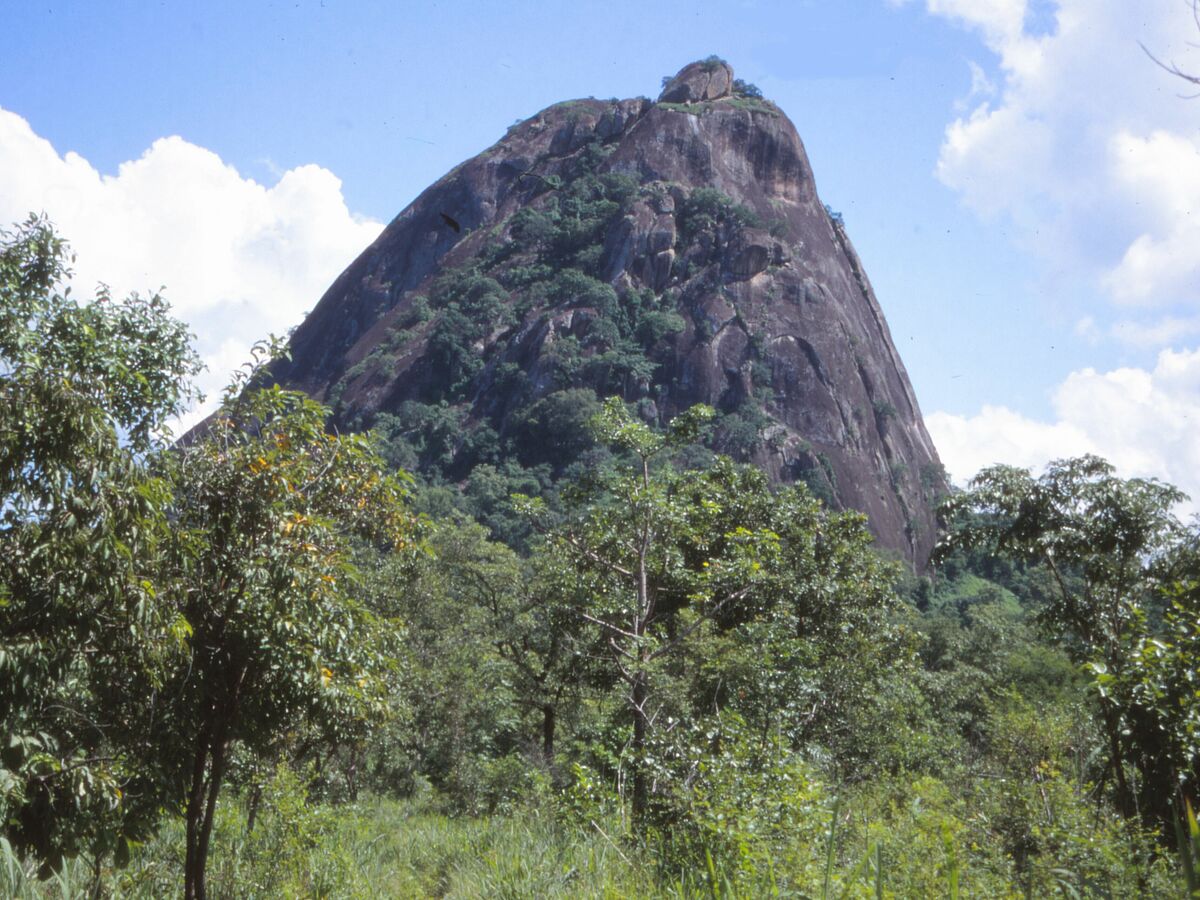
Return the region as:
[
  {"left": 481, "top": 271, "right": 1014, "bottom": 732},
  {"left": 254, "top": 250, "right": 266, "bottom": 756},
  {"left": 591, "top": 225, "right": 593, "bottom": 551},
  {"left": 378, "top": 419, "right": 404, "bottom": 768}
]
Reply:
[
  {"left": 512, "top": 388, "right": 603, "bottom": 471},
  {"left": 655, "top": 722, "right": 831, "bottom": 893},
  {"left": 677, "top": 187, "right": 762, "bottom": 243},
  {"left": 732, "top": 78, "right": 763, "bottom": 99}
]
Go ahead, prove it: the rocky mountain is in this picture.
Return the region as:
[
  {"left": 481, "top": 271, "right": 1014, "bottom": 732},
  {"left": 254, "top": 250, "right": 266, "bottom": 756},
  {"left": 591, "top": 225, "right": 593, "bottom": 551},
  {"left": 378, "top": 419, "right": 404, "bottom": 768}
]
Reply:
[{"left": 273, "top": 59, "right": 947, "bottom": 566}]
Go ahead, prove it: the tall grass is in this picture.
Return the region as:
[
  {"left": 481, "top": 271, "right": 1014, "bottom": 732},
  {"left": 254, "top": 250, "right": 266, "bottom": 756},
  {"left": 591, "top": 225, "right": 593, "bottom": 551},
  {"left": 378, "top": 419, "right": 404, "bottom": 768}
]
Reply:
[
  {"left": 1177, "top": 799, "right": 1200, "bottom": 898},
  {"left": 0, "top": 838, "right": 95, "bottom": 900},
  {"left": 0, "top": 789, "right": 1189, "bottom": 898}
]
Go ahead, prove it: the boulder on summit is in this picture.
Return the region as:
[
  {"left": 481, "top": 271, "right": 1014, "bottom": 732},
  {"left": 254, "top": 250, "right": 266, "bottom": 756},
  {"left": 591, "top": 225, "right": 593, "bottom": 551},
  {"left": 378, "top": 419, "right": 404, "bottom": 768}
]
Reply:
[{"left": 658, "top": 58, "right": 734, "bottom": 104}]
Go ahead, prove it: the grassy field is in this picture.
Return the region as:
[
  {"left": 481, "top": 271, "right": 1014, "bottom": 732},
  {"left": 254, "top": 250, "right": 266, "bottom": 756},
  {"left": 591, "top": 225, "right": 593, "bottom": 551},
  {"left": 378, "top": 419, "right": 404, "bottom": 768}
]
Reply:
[
  {"left": 1, "top": 755, "right": 1189, "bottom": 899},
  {"left": 1, "top": 801, "right": 678, "bottom": 899}
]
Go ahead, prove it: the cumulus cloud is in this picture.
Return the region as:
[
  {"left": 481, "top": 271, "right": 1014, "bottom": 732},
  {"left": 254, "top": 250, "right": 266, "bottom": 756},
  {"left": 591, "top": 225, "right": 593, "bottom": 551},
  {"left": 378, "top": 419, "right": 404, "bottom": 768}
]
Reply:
[
  {"left": 928, "top": 0, "right": 1028, "bottom": 48},
  {"left": 928, "top": 348, "right": 1200, "bottom": 513},
  {"left": 1104, "top": 128, "right": 1200, "bottom": 305},
  {"left": 921, "top": 0, "right": 1200, "bottom": 334},
  {"left": 957, "top": 60, "right": 997, "bottom": 110},
  {"left": 0, "top": 107, "right": 383, "bottom": 428}
]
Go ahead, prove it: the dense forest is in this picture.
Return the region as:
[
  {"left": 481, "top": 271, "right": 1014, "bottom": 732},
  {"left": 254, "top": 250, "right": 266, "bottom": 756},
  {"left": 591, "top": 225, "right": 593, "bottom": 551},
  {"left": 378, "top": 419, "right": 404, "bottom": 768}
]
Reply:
[{"left": 2, "top": 211, "right": 1200, "bottom": 898}]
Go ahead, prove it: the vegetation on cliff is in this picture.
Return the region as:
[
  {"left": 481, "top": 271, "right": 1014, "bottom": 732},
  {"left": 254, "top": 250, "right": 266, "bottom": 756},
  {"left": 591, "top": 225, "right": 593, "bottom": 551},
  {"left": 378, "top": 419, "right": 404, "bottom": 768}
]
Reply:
[{"left": 278, "top": 60, "right": 945, "bottom": 566}]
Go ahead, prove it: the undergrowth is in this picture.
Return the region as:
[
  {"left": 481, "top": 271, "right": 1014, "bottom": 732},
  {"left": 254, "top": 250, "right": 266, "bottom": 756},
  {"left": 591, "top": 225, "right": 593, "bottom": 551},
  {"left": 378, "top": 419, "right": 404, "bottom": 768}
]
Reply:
[{"left": 0, "top": 777, "right": 1179, "bottom": 898}]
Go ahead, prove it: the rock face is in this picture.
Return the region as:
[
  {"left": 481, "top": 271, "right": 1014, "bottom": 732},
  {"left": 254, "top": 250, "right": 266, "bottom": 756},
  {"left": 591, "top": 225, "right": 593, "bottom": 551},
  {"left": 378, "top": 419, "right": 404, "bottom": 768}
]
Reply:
[{"left": 275, "top": 61, "right": 947, "bottom": 566}]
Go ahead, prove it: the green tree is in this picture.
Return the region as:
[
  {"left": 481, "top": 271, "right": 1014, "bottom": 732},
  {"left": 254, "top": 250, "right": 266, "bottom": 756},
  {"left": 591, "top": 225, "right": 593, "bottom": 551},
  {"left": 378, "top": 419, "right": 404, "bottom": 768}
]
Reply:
[
  {"left": 363, "top": 520, "right": 520, "bottom": 808},
  {"left": 0, "top": 216, "right": 200, "bottom": 875},
  {"left": 523, "top": 400, "right": 722, "bottom": 827},
  {"left": 1118, "top": 568, "right": 1200, "bottom": 827},
  {"left": 525, "top": 399, "right": 906, "bottom": 828},
  {"left": 153, "top": 354, "right": 415, "bottom": 900},
  {"left": 938, "top": 455, "right": 1191, "bottom": 826},
  {"left": 360, "top": 516, "right": 591, "bottom": 811}
]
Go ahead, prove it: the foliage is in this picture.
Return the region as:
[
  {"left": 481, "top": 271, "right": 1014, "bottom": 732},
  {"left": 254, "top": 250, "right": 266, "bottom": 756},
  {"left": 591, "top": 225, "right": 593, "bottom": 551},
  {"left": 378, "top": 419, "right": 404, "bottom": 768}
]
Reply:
[
  {"left": 676, "top": 188, "right": 761, "bottom": 244},
  {"left": 1120, "top": 574, "right": 1200, "bottom": 829},
  {"left": 154, "top": 360, "right": 415, "bottom": 897},
  {"left": 0, "top": 781, "right": 1182, "bottom": 898},
  {"left": 200, "top": 761, "right": 366, "bottom": 898},
  {"left": 938, "top": 454, "right": 1195, "bottom": 830},
  {"left": 1178, "top": 797, "right": 1200, "bottom": 896},
  {"left": 731, "top": 78, "right": 763, "bottom": 100},
  {"left": 512, "top": 388, "right": 603, "bottom": 472},
  {"left": 655, "top": 718, "right": 831, "bottom": 890},
  {"left": 372, "top": 402, "right": 465, "bottom": 473},
  {"left": 0, "top": 216, "right": 200, "bottom": 873},
  {"left": 524, "top": 399, "right": 910, "bottom": 830},
  {"left": 360, "top": 520, "right": 525, "bottom": 810},
  {"left": 7, "top": 216, "right": 1199, "bottom": 895}
]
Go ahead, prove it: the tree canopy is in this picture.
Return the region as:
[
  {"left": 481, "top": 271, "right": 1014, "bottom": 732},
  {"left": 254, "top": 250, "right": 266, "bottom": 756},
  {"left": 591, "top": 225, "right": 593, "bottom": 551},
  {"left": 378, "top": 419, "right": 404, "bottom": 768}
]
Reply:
[
  {"left": 0, "top": 216, "right": 200, "bottom": 870},
  {"left": 938, "top": 455, "right": 1198, "bottom": 828},
  {"left": 524, "top": 398, "right": 911, "bottom": 827}
]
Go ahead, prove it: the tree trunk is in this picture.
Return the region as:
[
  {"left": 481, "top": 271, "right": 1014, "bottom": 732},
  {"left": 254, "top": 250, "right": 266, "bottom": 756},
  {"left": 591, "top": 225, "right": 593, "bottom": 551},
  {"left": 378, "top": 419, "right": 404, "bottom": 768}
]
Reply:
[
  {"left": 630, "top": 480, "right": 652, "bottom": 831},
  {"left": 184, "top": 730, "right": 212, "bottom": 900},
  {"left": 1102, "top": 706, "right": 1134, "bottom": 819},
  {"left": 196, "top": 736, "right": 229, "bottom": 883},
  {"left": 245, "top": 782, "right": 262, "bottom": 836},
  {"left": 347, "top": 747, "right": 361, "bottom": 802},
  {"left": 185, "top": 701, "right": 236, "bottom": 900},
  {"left": 541, "top": 704, "right": 556, "bottom": 764},
  {"left": 630, "top": 673, "right": 649, "bottom": 829}
]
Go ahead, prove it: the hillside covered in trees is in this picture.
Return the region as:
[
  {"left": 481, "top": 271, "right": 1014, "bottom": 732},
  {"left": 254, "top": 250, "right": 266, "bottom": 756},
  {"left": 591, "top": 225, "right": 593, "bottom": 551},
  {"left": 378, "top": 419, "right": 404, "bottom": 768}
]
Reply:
[{"left": 3, "top": 60, "right": 1200, "bottom": 900}]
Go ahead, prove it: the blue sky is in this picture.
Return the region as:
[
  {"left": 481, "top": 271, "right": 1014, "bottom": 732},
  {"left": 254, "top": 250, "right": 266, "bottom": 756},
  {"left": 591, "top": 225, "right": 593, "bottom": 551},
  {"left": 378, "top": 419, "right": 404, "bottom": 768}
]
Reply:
[{"left": 2, "top": 0, "right": 1199, "bottom": 503}]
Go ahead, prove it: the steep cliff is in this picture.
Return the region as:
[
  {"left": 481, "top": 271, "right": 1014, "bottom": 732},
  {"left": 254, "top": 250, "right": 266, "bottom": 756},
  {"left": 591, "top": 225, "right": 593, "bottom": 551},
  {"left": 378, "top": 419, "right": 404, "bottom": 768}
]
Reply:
[{"left": 274, "top": 59, "right": 947, "bottom": 565}]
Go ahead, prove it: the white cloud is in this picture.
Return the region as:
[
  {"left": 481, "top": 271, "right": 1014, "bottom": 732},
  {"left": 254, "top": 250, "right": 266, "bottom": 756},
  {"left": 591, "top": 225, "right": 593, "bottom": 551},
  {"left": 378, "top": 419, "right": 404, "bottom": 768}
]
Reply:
[
  {"left": 1109, "top": 316, "right": 1200, "bottom": 349},
  {"left": 914, "top": 0, "right": 1200, "bottom": 512},
  {"left": 1104, "top": 128, "right": 1200, "bottom": 305},
  {"left": 928, "top": 0, "right": 1028, "bottom": 48},
  {"left": 927, "top": 405, "right": 1091, "bottom": 484},
  {"left": 0, "top": 107, "right": 383, "bottom": 429},
  {"left": 926, "top": 1, "right": 1200, "bottom": 317},
  {"left": 928, "top": 347, "right": 1200, "bottom": 513}
]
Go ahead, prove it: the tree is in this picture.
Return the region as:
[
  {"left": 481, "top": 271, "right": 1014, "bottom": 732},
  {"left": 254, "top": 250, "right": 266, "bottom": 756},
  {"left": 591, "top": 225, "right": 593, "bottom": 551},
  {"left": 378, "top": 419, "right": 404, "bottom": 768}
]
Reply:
[
  {"left": 0, "top": 216, "right": 200, "bottom": 874},
  {"left": 1116, "top": 559, "right": 1200, "bottom": 827},
  {"left": 152, "top": 358, "right": 415, "bottom": 899},
  {"left": 937, "top": 455, "right": 1191, "bottom": 826},
  {"left": 521, "top": 400, "right": 720, "bottom": 826},
  {"left": 524, "top": 399, "right": 906, "bottom": 828},
  {"left": 362, "top": 519, "right": 522, "bottom": 807},
  {"left": 495, "top": 536, "right": 593, "bottom": 767}
]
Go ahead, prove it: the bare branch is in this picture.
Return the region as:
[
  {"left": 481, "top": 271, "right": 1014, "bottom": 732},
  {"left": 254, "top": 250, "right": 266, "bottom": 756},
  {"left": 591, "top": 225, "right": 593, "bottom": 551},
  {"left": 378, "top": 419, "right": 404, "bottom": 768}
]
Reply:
[
  {"left": 579, "top": 611, "right": 640, "bottom": 643},
  {"left": 1141, "top": 38, "right": 1200, "bottom": 98},
  {"left": 609, "top": 639, "right": 636, "bottom": 683},
  {"left": 558, "top": 531, "right": 635, "bottom": 579}
]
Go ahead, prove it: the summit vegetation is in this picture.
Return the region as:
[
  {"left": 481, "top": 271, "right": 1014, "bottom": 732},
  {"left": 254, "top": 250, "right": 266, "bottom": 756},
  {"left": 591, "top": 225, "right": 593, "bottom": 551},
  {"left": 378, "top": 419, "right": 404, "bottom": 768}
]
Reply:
[{"left": 3, "top": 207, "right": 1200, "bottom": 900}]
